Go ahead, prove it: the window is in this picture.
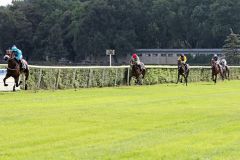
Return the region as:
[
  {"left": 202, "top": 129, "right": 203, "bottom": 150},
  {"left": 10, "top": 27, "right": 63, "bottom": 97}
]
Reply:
[
  {"left": 168, "top": 54, "right": 173, "bottom": 57},
  {"left": 147, "top": 54, "right": 151, "bottom": 57},
  {"left": 161, "top": 54, "right": 166, "bottom": 57},
  {"left": 153, "top": 54, "right": 158, "bottom": 57}
]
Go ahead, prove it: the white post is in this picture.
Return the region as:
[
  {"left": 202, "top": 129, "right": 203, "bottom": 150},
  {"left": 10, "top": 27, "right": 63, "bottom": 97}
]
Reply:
[
  {"left": 109, "top": 54, "right": 112, "bottom": 66},
  {"left": 106, "top": 49, "right": 115, "bottom": 66}
]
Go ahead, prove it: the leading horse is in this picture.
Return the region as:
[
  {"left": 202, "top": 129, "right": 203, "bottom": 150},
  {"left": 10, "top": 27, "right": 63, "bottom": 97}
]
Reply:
[
  {"left": 176, "top": 60, "right": 189, "bottom": 86},
  {"left": 3, "top": 50, "right": 29, "bottom": 91},
  {"left": 211, "top": 60, "right": 224, "bottom": 84},
  {"left": 129, "top": 63, "right": 146, "bottom": 85}
]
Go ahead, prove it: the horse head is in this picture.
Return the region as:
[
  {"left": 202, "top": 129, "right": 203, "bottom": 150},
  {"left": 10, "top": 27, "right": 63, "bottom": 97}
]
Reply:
[
  {"left": 178, "top": 60, "right": 185, "bottom": 73},
  {"left": 132, "top": 64, "right": 142, "bottom": 77},
  {"left": 211, "top": 60, "right": 220, "bottom": 71},
  {"left": 4, "top": 50, "right": 15, "bottom": 61},
  {"left": 3, "top": 49, "right": 19, "bottom": 71}
]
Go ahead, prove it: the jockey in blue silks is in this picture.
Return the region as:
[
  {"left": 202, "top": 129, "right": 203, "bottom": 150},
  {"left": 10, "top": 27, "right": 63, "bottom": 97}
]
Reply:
[
  {"left": 11, "top": 45, "right": 26, "bottom": 69},
  {"left": 11, "top": 45, "right": 23, "bottom": 61}
]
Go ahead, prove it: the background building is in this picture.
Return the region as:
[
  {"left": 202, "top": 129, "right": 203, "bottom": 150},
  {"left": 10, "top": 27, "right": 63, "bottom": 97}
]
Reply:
[{"left": 134, "top": 49, "right": 224, "bottom": 65}]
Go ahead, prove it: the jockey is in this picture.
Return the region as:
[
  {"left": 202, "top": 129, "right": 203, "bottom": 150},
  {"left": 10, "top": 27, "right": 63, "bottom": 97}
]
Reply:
[
  {"left": 211, "top": 54, "right": 220, "bottom": 65},
  {"left": 130, "top": 53, "right": 145, "bottom": 70},
  {"left": 212, "top": 54, "right": 219, "bottom": 62},
  {"left": 178, "top": 53, "right": 187, "bottom": 64},
  {"left": 11, "top": 45, "right": 26, "bottom": 69},
  {"left": 220, "top": 58, "right": 227, "bottom": 66},
  {"left": 220, "top": 58, "right": 228, "bottom": 70},
  {"left": 211, "top": 54, "right": 222, "bottom": 71},
  {"left": 178, "top": 53, "right": 187, "bottom": 70}
]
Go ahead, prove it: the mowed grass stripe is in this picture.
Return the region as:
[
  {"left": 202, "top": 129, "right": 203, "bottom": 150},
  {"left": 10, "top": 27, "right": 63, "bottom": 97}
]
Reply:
[{"left": 0, "top": 81, "right": 240, "bottom": 160}]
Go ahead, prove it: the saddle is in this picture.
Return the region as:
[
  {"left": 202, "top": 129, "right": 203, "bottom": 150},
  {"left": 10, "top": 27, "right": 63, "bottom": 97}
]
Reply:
[{"left": 16, "top": 59, "right": 28, "bottom": 71}]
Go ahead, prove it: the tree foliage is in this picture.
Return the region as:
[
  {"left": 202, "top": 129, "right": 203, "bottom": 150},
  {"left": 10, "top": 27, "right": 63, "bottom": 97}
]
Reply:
[
  {"left": 0, "top": 0, "right": 240, "bottom": 64},
  {"left": 223, "top": 29, "right": 240, "bottom": 64}
]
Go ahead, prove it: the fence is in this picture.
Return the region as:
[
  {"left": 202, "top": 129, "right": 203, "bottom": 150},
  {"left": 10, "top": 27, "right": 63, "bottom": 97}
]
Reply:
[{"left": 0, "top": 64, "right": 240, "bottom": 90}]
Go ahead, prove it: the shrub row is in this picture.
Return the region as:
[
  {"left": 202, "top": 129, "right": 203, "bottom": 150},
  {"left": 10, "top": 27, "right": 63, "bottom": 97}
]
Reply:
[{"left": 24, "top": 67, "right": 240, "bottom": 90}]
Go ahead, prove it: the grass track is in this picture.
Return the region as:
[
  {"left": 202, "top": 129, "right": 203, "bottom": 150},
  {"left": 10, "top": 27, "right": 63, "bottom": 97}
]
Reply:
[{"left": 0, "top": 81, "right": 240, "bottom": 160}]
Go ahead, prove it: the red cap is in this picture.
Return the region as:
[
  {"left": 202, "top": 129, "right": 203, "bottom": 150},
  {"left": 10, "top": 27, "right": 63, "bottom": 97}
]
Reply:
[{"left": 132, "top": 53, "right": 137, "bottom": 59}]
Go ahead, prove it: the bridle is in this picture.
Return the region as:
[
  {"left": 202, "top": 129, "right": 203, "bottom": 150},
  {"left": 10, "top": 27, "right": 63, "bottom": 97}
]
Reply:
[{"left": 4, "top": 50, "right": 19, "bottom": 71}]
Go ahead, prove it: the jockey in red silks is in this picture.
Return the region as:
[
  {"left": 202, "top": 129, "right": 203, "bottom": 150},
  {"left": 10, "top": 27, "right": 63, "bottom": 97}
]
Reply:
[{"left": 130, "top": 53, "right": 145, "bottom": 70}]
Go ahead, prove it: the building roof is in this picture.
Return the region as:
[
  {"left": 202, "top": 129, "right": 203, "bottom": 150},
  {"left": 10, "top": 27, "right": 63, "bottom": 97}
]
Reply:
[{"left": 136, "top": 49, "right": 223, "bottom": 52}]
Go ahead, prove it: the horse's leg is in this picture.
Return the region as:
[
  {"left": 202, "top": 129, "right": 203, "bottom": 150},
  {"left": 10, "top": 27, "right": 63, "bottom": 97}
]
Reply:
[
  {"left": 228, "top": 69, "right": 230, "bottom": 80},
  {"left": 24, "top": 69, "right": 29, "bottom": 90},
  {"left": 185, "top": 71, "right": 189, "bottom": 86},
  {"left": 142, "top": 70, "right": 145, "bottom": 79},
  {"left": 13, "top": 84, "right": 16, "bottom": 92},
  {"left": 214, "top": 75, "right": 217, "bottom": 84},
  {"left": 15, "top": 77, "right": 20, "bottom": 87},
  {"left": 222, "top": 70, "right": 226, "bottom": 80},
  {"left": 129, "top": 76, "right": 132, "bottom": 86},
  {"left": 227, "top": 67, "right": 230, "bottom": 80},
  {"left": 139, "top": 75, "right": 143, "bottom": 85},
  {"left": 224, "top": 70, "right": 227, "bottom": 80},
  {"left": 180, "top": 75, "right": 183, "bottom": 83},
  {"left": 219, "top": 67, "right": 224, "bottom": 81},
  {"left": 3, "top": 74, "right": 10, "bottom": 86},
  {"left": 185, "top": 76, "right": 188, "bottom": 86},
  {"left": 176, "top": 73, "right": 180, "bottom": 84},
  {"left": 136, "top": 76, "right": 140, "bottom": 85},
  {"left": 221, "top": 71, "right": 224, "bottom": 81},
  {"left": 212, "top": 72, "right": 214, "bottom": 82}
]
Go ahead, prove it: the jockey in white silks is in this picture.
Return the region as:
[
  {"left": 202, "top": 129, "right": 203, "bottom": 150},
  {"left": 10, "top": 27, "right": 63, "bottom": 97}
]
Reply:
[{"left": 220, "top": 58, "right": 228, "bottom": 69}]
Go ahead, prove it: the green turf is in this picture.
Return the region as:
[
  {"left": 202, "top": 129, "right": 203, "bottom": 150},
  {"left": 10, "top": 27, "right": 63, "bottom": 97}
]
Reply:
[{"left": 0, "top": 81, "right": 240, "bottom": 160}]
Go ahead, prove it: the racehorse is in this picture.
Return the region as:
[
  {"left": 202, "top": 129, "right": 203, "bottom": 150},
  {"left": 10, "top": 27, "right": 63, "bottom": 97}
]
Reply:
[
  {"left": 211, "top": 60, "right": 224, "bottom": 84},
  {"left": 129, "top": 63, "right": 146, "bottom": 85},
  {"left": 220, "top": 59, "right": 230, "bottom": 80},
  {"left": 176, "top": 60, "right": 189, "bottom": 86},
  {"left": 3, "top": 50, "right": 29, "bottom": 91}
]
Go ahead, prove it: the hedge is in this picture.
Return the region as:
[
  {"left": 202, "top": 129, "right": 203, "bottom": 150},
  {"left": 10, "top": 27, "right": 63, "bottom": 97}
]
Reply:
[{"left": 1, "top": 65, "right": 240, "bottom": 90}]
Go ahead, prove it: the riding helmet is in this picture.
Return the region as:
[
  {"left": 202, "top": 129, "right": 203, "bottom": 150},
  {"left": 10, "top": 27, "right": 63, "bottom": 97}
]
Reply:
[
  {"left": 132, "top": 53, "right": 137, "bottom": 59},
  {"left": 11, "top": 45, "right": 18, "bottom": 52}
]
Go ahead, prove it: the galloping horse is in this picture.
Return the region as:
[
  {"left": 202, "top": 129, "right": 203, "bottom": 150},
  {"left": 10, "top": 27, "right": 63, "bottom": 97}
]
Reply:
[
  {"left": 211, "top": 60, "right": 223, "bottom": 84},
  {"left": 130, "top": 64, "right": 146, "bottom": 85},
  {"left": 176, "top": 60, "right": 189, "bottom": 86},
  {"left": 3, "top": 50, "right": 29, "bottom": 91},
  {"left": 220, "top": 59, "right": 230, "bottom": 80}
]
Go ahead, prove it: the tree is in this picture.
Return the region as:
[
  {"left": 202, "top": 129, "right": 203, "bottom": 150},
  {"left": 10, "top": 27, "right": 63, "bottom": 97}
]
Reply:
[
  {"left": 223, "top": 29, "right": 240, "bottom": 64},
  {"left": 1, "top": 0, "right": 240, "bottom": 64}
]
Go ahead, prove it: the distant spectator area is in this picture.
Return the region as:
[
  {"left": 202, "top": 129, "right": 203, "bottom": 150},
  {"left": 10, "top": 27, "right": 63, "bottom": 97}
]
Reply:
[{"left": 135, "top": 49, "right": 224, "bottom": 65}]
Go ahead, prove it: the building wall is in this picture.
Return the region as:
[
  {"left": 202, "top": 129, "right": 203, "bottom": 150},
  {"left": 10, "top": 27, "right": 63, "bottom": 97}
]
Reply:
[
  {"left": 139, "top": 52, "right": 179, "bottom": 65},
  {"left": 135, "top": 49, "right": 224, "bottom": 65}
]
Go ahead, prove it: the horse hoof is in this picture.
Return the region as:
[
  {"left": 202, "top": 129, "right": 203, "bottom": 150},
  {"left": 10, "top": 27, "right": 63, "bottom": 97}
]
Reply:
[{"left": 4, "top": 84, "right": 8, "bottom": 87}]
